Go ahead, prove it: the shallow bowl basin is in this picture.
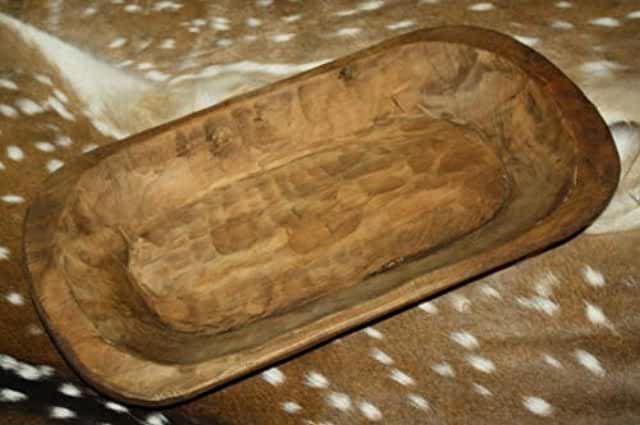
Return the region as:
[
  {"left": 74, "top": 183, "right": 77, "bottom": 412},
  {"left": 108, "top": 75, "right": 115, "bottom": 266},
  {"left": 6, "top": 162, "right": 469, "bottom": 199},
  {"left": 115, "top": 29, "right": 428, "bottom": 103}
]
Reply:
[{"left": 23, "top": 26, "right": 619, "bottom": 405}]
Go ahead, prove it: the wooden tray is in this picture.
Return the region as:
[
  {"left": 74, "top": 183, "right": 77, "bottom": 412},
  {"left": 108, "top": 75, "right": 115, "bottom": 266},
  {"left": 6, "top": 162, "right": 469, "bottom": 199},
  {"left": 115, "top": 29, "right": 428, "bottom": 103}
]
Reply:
[{"left": 23, "top": 27, "right": 619, "bottom": 406}]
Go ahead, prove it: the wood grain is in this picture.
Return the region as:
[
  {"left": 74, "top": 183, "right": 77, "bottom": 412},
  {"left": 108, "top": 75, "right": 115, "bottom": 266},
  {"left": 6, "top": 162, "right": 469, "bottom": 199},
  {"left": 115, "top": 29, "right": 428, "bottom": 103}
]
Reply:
[{"left": 22, "top": 27, "right": 619, "bottom": 405}]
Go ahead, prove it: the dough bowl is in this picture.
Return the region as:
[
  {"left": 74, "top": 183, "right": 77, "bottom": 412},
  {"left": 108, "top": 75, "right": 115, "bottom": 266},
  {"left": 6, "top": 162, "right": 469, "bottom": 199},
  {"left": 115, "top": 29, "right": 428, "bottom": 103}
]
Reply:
[{"left": 24, "top": 27, "right": 619, "bottom": 405}]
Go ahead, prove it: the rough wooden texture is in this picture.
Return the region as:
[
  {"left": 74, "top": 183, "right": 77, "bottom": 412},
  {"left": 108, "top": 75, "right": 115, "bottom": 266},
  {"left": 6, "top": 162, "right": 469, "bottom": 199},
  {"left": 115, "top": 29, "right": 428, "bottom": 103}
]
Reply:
[{"left": 22, "top": 27, "right": 618, "bottom": 405}]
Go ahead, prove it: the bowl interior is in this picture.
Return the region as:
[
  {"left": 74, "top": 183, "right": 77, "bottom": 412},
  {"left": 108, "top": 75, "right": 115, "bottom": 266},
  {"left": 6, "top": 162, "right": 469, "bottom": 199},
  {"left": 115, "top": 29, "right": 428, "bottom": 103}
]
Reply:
[{"left": 54, "top": 40, "right": 573, "bottom": 363}]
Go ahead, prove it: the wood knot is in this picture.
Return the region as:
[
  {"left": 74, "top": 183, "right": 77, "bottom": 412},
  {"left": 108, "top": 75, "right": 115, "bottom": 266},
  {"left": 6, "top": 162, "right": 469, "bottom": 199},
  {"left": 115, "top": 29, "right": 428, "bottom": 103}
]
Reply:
[
  {"left": 204, "top": 124, "right": 235, "bottom": 157},
  {"left": 338, "top": 66, "right": 355, "bottom": 81}
]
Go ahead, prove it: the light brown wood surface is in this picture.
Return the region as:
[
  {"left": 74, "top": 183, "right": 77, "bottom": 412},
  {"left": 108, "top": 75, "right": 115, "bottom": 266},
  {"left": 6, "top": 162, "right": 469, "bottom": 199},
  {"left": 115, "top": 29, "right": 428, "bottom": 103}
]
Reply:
[{"left": 22, "top": 27, "right": 619, "bottom": 405}]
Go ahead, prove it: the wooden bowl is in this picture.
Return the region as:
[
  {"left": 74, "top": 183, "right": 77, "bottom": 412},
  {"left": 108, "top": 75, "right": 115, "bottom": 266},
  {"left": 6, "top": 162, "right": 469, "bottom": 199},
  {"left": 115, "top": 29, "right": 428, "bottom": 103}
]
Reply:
[{"left": 23, "top": 27, "right": 619, "bottom": 405}]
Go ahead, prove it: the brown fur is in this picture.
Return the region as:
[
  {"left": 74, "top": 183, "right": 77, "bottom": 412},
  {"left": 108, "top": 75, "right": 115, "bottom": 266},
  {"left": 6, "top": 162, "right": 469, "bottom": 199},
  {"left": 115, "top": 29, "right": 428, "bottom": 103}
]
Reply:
[{"left": 1, "top": 1, "right": 639, "bottom": 424}]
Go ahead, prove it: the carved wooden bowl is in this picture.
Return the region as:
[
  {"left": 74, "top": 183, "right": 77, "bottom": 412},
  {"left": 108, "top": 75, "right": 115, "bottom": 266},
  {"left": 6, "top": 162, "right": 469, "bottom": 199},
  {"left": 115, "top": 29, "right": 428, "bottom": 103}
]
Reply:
[{"left": 23, "top": 27, "right": 619, "bottom": 405}]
